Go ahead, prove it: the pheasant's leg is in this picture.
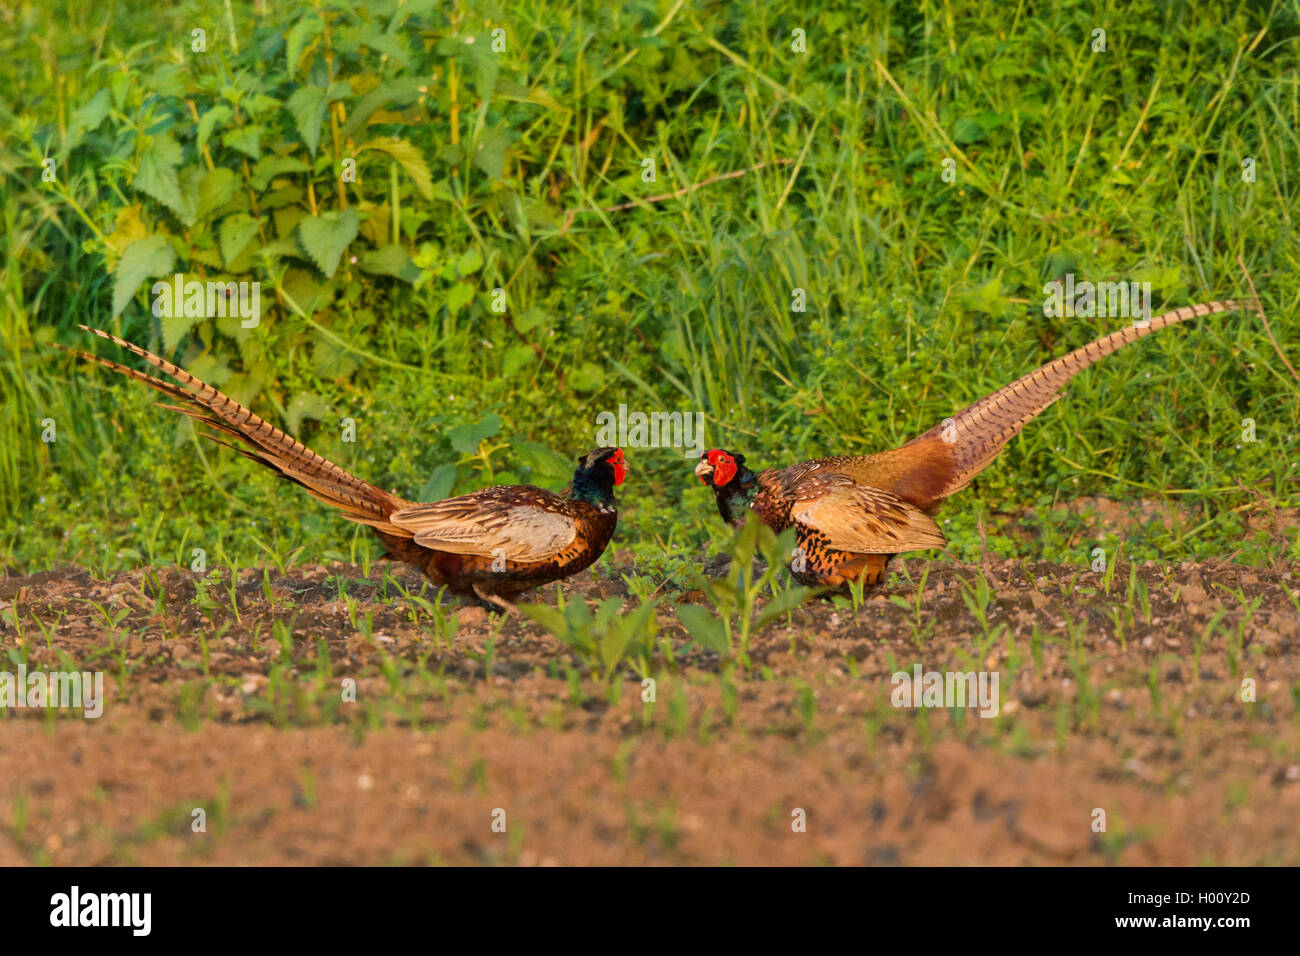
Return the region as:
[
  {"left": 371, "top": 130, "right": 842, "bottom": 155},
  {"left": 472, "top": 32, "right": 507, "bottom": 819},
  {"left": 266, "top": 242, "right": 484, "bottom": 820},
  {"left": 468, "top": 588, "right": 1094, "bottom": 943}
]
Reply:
[
  {"left": 472, "top": 584, "right": 516, "bottom": 616},
  {"left": 861, "top": 554, "right": 891, "bottom": 586}
]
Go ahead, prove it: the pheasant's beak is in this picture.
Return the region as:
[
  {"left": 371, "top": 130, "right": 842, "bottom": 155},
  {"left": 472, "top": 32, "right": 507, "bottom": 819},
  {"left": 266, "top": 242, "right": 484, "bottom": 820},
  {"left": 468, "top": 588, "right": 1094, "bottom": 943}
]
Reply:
[{"left": 694, "top": 459, "right": 714, "bottom": 484}]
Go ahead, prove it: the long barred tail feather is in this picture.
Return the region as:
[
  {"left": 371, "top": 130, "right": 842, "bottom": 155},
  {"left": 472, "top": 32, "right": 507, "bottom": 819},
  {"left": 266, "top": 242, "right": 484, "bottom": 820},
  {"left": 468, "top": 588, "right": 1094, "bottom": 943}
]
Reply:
[
  {"left": 904, "top": 299, "right": 1243, "bottom": 500},
  {"left": 57, "top": 326, "right": 413, "bottom": 533}
]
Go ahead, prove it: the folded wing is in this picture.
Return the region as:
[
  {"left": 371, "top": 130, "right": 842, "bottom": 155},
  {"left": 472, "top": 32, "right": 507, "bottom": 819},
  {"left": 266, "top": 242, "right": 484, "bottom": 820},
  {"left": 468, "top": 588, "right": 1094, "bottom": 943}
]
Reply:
[
  {"left": 789, "top": 475, "right": 947, "bottom": 554},
  {"left": 390, "top": 489, "right": 577, "bottom": 562}
]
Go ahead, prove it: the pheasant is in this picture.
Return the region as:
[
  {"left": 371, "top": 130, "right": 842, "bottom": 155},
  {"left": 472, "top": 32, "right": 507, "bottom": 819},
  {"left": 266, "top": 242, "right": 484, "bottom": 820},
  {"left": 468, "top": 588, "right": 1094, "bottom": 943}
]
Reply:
[
  {"left": 61, "top": 326, "right": 627, "bottom": 610},
  {"left": 695, "top": 300, "right": 1242, "bottom": 589}
]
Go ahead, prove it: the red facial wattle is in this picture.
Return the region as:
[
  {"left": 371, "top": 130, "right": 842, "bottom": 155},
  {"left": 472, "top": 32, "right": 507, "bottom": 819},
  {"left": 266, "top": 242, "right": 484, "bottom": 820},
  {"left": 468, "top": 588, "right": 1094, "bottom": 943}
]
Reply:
[
  {"left": 608, "top": 448, "right": 627, "bottom": 485},
  {"left": 708, "top": 449, "right": 736, "bottom": 486}
]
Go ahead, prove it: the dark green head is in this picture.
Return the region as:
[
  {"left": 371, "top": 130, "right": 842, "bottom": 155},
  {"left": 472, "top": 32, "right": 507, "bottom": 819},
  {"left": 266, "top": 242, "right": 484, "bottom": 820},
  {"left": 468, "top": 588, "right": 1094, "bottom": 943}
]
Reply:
[{"left": 571, "top": 447, "right": 626, "bottom": 507}]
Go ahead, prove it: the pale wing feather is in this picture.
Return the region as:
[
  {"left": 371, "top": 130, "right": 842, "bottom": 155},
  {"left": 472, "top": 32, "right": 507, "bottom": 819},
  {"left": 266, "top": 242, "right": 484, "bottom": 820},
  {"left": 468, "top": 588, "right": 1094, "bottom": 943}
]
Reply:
[
  {"left": 390, "top": 491, "right": 577, "bottom": 561},
  {"left": 792, "top": 478, "right": 947, "bottom": 554}
]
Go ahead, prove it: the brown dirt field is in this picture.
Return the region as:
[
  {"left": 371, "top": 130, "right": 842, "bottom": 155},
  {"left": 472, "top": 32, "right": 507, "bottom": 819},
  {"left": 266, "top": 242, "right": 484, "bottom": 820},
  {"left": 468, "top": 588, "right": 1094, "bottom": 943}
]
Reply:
[{"left": 1, "top": 557, "right": 1298, "bottom": 865}]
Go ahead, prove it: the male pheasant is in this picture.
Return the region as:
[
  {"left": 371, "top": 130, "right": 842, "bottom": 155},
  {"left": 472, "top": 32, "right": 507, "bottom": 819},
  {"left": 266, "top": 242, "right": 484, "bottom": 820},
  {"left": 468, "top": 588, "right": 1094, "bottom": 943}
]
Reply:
[
  {"left": 695, "top": 300, "right": 1241, "bottom": 588},
  {"left": 62, "top": 326, "right": 626, "bottom": 609}
]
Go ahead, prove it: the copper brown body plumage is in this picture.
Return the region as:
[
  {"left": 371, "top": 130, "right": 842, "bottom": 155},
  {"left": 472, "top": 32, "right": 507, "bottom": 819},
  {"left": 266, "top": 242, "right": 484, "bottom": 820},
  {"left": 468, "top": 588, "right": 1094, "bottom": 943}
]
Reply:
[
  {"left": 62, "top": 326, "right": 626, "bottom": 609},
  {"left": 696, "top": 300, "right": 1243, "bottom": 589}
]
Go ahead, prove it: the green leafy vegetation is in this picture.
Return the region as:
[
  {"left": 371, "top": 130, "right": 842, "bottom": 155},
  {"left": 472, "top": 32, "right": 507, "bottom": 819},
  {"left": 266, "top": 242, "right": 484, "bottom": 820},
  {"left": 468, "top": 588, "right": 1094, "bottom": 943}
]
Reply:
[
  {"left": 518, "top": 590, "right": 658, "bottom": 686},
  {"left": 677, "top": 513, "right": 815, "bottom": 667},
  {"left": 0, "top": 0, "right": 1296, "bottom": 579}
]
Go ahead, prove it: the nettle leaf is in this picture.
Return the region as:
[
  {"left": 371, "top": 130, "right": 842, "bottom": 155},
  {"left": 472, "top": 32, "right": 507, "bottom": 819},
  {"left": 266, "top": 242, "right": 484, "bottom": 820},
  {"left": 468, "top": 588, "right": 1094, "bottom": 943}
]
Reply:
[
  {"left": 445, "top": 33, "right": 499, "bottom": 98},
  {"left": 251, "top": 154, "right": 311, "bottom": 191},
  {"left": 219, "top": 213, "right": 261, "bottom": 267},
  {"left": 62, "top": 89, "right": 112, "bottom": 154},
  {"left": 161, "top": 312, "right": 204, "bottom": 352},
  {"left": 103, "top": 203, "right": 148, "bottom": 258},
  {"left": 186, "top": 353, "right": 233, "bottom": 388},
  {"left": 287, "top": 85, "right": 328, "bottom": 155},
  {"left": 176, "top": 166, "right": 204, "bottom": 223},
  {"left": 196, "top": 104, "right": 233, "bottom": 152},
  {"left": 284, "top": 391, "right": 332, "bottom": 435},
  {"left": 263, "top": 186, "right": 305, "bottom": 211},
  {"left": 286, "top": 16, "right": 325, "bottom": 79},
  {"left": 190, "top": 247, "right": 223, "bottom": 269},
  {"left": 511, "top": 439, "right": 571, "bottom": 483},
  {"left": 223, "top": 126, "right": 263, "bottom": 160},
  {"left": 283, "top": 267, "right": 330, "bottom": 316},
  {"left": 358, "top": 138, "right": 433, "bottom": 200},
  {"left": 148, "top": 64, "right": 186, "bottom": 98},
  {"left": 196, "top": 168, "right": 238, "bottom": 221},
  {"left": 447, "top": 413, "right": 501, "bottom": 454},
  {"left": 472, "top": 123, "right": 510, "bottom": 180},
  {"left": 341, "top": 79, "right": 423, "bottom": 138},
  {"left": 417, "top": 462, "right": 458, "bottom": 502},
  {"left": 310, "top": 334, "right": 360, "bottom": 379},
  {"left": 132, "top": 134, "right": 195, "bottom": 223},
  {"left": 340, "top": 25, "right": 410, "bottom": 66},
  {"left": 358, "top": 244, "right": 419, "bottom": 283},
  {"left": 274, "top": 206, "right": 309, "bottom": 240},
  {"left": 259, "top": 238, "right": 301, "bottom": 260},
  {"left": 243, "top": 93, "right": 284, "bottom": 118},
  {"left": 356, "top": 200, "right": 390, "bottom": 244},
  {"left": 111, "top": 235, "right": 175, "bottom": 318},
  {"left": 295, "top": 208, "right": 359, "bottom": 279}
]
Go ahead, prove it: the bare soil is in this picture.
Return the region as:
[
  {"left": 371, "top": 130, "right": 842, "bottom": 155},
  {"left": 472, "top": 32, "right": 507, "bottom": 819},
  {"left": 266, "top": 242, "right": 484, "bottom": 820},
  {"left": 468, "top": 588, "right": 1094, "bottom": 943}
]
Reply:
[{"left": 1, "top": 556, "right": 1297, "bottom": 865}]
